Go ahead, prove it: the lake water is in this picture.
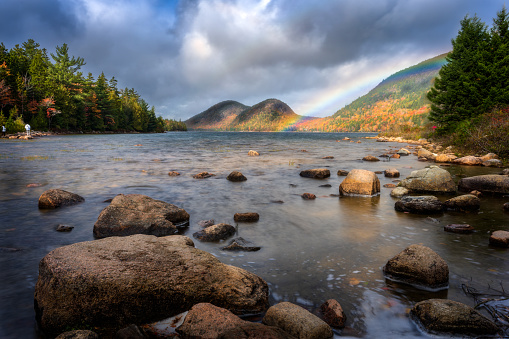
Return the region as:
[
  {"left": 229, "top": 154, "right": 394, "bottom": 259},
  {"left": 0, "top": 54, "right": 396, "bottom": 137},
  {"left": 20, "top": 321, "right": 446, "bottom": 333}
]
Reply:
[{"left": 1, "top": 132, "right": 508, "bottom": 338}]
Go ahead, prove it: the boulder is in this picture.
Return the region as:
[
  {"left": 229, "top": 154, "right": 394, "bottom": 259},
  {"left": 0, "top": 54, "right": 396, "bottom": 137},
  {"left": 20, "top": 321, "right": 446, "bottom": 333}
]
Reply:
[
  {"left": 337, "top": 170, "right": 349, "bottom": 176},
  {"left": 34, "top": 235, "right": 268, "bottom": 336},
  {"left": 320, "top": 299, "right": 346, "bottom": 329},
  {"left": 453, "top": 156, "right": 482, "bottom": 166},
  {"left": 482, "top": 159, "right": 503, "bottom": 167},
  {"left": 301, "top": 193, "right": 316, "bottom": 200},
  {"left": 434, "top": 154, "right": 457, "bottom": 163},
  {"left": 248, "top": 150, "right": 259, "bottom": 156},
  {"left": 489, "top": 230, "right": 509, "bottom": 248},
  {"left": 411, "top": 299, "right": 498, "bottom": 336},
  {"left": 193, "top": 172, "right": 215, "bottom": 179},
  {"left": 384, "top": 168, "right": 400, "bottom": 178},
  {"left": 395, "top": 196, "right": 444, "bottom": 214},
  {"left": 176, "top": 303, "right": 292, "bottom": 339},
  {"left": 362, "top": 155, "right": 380, "bottom": 162},
  {"left": 227, "top": 171, "right": 247, "bottom": 182},
  {"left": 398, "top": 166, "right": 456, "bottom": 193},
  {"left": 234, "top": 213, "right": 259, "bottom": 222},
  {"left": 262, "top": 302, "right": 333, "bottom": 339},
  {"left": 444, "top": 224, "right": 475, "bottom": 234},
  {"left": 383, "top": 244, "right": 449, "bottom": 290},
  {"left": 458, "top": 175, "right": 509, "bottom": 194},
  {"left": 222, "top": 237, "right": 261, "bottom": 252},
  {"left": 93, "top": 194, "right": 189, "bottom": 239},
  {"left": 480, "top": 153, "right": 498, "bottom": 161},
  {"left": 55, "top": 330, "right": 99, "bottom": 339},
  {"left": 193, "top": 223, "right": 236, "bottom": 241},
  {"left": 397, "top": 148, "right": 410, "bottom": 156},
  {"left": 299, "top": 169, "right": 330, "bottom": 179},
  {"left": 443, "top": 194, "right": 480, "bottom": 212},
  {"left": 339, "top": 169, "right": 380, "bottom": 196},
  {"left": 38, "top": 189, "right": 85, "bottom": 209},
  {"left": 390, "top": 187, "right": 409, "bottom": 198}
]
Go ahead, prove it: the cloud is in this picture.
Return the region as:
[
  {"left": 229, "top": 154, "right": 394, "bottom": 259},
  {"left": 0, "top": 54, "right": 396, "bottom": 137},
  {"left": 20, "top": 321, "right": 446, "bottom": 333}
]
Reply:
[{"left": 1, "top": 0, "right": 507, "bottom": 119}]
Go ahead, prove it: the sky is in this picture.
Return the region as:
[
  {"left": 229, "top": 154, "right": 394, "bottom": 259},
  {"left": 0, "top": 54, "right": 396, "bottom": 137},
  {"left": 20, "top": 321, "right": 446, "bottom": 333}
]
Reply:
[{"left": 1, "top": 0, "right": 507, "bottom": 120}]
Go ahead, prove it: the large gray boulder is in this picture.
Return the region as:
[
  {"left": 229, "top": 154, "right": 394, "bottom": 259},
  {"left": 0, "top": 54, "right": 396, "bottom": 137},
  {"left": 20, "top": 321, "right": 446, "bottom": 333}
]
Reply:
[
  {"left": 263, "top": 302, "right": 333, "bottom": 339},
  {"left": 176, "top": 303, "right": 293, "bottom": 339},
  {"left": 34, "top": 235, "right": 268, "bottom": 337},
  {"left": 339, "top": 169, "right": 380, "bottom": 196},
  {"left": 458, "top": 175, "right": 509, "bottom": 195},
  {"left": 383, "top": 244, "right": 449, "bottom": 291},
  {"left": 411, "top": 299, "right": 498, "bottom": 336},
  {"left": 93, "top": 194, "right": 189, "bottom": 238},
  {"left": 398, "top": 166, "right": 456, "bottom": 193},
  {"left": 38, "top": 189, "right": 85, "bottom": 209},
  {"left": 394, "top": 196, "right": 444, "bottom": 214}
]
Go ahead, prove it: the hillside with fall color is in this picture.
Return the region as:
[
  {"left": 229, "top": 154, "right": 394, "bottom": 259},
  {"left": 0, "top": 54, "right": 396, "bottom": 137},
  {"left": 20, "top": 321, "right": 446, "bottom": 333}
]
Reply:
[{"left": 297, "top": 53, "right": 448, "bottom": 132}]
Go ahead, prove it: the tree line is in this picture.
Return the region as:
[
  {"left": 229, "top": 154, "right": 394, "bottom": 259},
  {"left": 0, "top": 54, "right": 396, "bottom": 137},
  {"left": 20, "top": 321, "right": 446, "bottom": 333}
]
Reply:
[{"left": 0, "top": 40, "right": 186, "bottom": 133}]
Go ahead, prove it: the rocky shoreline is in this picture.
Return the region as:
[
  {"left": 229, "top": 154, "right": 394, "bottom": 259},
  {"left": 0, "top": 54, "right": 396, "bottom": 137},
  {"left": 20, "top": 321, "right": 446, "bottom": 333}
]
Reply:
[{"left": 30, "top": 136, "right": 509, "bottom": 338}]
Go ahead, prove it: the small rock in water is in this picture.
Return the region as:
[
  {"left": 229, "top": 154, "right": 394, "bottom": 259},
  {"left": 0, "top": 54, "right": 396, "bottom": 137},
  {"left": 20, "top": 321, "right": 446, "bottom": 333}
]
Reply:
[
  {"left": 248, "top": 150, "right": 260, "bottom": 156},
  {"left": 198, "top": 219, "right": 215, "bottom": 228},
  {"left": 444, "top": 224, "right": 474, "bottom": 234},
  {"left": 319, "top": 184, "right": 332, "bottom": 188},
  {"left": 193, "top": 223, "right": 236, "bottom": 241},
  {"left": 222, "top": 237, "right": 261, "bottom": 251},
  {"left": 301, "top": 193, "right": 316, "bottom": 200},
  {"left": 271, "top": 200, "right": 284, "bottom": 204},
  {"left": 320, "top": 299, "right": 346, "bottom": 329},
  {"left": 489, "top": 230, "right": 509, "bottom": 248},
  {"left": 362, "top": 155, "right": 380, "bottom": 162},
  {"left": 26, "top": 183, "right": 43, "bottom": 188},
  {"left": 193, "top": 172, "right": 215, "bottom": 179},
  {"left": 56, "top": 224, "right": 74, "bottom": 232},
  {"left": 337, "top": 170, "right": 349, "bottom": 176},
  {"left": 322, "top": 156, "right": 334, "bottom": 159},
  {"left": 227, "top": 171, "right": 247, "bottom": 182},
  {"left": 168, "top": 171, "right": 180, "bottom": 176},
  {"left": 383, "top": 184, "right": 397, "bottom": 188},
  {"left": 234, "top": 213, "right": 259, "bottom": 222}
]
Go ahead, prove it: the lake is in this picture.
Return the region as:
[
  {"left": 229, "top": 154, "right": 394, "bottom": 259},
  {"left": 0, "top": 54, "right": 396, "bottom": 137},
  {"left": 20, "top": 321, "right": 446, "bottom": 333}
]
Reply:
[{"left": 1, "top": 131, "right": 508, "bottom": 338}]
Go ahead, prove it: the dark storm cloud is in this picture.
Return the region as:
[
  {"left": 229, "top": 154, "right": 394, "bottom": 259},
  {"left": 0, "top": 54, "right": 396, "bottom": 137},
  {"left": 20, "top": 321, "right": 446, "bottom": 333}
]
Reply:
[{"left": 1, "top": 0, "right": 507, "bottom": 119}]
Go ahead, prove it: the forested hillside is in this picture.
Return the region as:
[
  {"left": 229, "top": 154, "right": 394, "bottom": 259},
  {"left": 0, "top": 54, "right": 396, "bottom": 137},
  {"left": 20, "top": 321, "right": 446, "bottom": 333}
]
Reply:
[
  {"left": 0, "top": 40, "right": 170, "bottom": 133},
  {"left": 185, "top": 100, "right": 248, "bottom": 130},
  {"left": 298, "top": 54, "right": 447, "bottom": 132}
]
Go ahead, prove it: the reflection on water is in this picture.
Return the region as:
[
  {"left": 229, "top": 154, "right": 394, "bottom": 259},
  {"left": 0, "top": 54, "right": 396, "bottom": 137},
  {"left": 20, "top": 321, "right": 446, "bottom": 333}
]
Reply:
[{"left": 0, "top": 132, "right": 508, "bottom": 338}]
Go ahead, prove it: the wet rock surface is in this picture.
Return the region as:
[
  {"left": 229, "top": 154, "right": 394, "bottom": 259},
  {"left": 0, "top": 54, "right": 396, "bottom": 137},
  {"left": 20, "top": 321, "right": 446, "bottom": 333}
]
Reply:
[
  {"left": 398, "top": 166, "right": 456, "bottom": 193},
  {"left": 458, "top": 175, "right": 509, "bottom": 195},
  {"left": 227, "top": 171, "right": 247, "bottom": 182},
  {"left": 34, "top": 235, "right": 268, "bottom": 336},
  {"left": 193, "top": 223, "right": 236, "bottom": 241},
  {"left": 38, "top": 189, "right": 85, "bottom": 209},
  {"left": 93, "top": 194, "right": 189, "bottom": 238},
  {"left": 362, "top": 155, "right": 380, "bottom": 162},
  {"left": 234, "top": 212, "right": 259, "bottom": 222},
  {"left": 262, "top": 302, "right": 333, "bottom": 339},
  {"left": 176, "top": 303, "right": 292, "bottom": 339},
  {"left": 222, "top": 237, "right": 261, "bottom": 251},
  {"left": 299, "top": 168, "right": 331, "bottom": 179},
  {"left": 383, "top": 244, "right": 449, "bottom": 290},
  {"left": 193, "top": 171, "right": 216, "bottom": 179},
  {"left": 301, "top": 193, "right": 316, "bottom": 200},
  {"left": 390, "top": 187, "right": 409, "bottom": 198},
  {"left": 444, "top": 224, "right": 475, "bottom": 234},
  {"left": 411, "top": 299, "right": 499, "bottom": 336},
  {"left": 320, "top": 299, "right": 346, "bottom": 329},
  {"left": 395, "top": 196, "right": 444, "bottom": 214},
  {"left": 384, "top": 168, "right": 400, "bottom": 178},
  {"left": 339, "top": 169, "right": 380, "bottom": 196},
  {"left": 443, "top": 194, "right": 481, "bottom": 212},
  {"left": 489, "top": 230, "right": 509, "bottom": 248}
]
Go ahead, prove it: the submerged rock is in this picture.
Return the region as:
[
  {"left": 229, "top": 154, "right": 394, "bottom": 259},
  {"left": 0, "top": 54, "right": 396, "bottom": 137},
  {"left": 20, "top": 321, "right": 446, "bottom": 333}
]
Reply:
[
  {"left": 263, "top": 302, "right": 333, "bottom": 339},
  {"left": 458, "top": 175, "right": 509, "bottom": 194},
  {"left": 300, "top": 168, "right": 331, "bottom": 179},
  {"left": 339, "top": 169, "right": 380, "bottom": 196},
  {"left": 198, "top": 219, "right": 215, "bottom": 228},
  {"left": 193, "top": 172, "right": 215, "bottom": 179},
  {"left": 301, "top": 193, "right": 316, "bottom": 200},
  {"left": 93, "top": 194, "right": 189, "bottom": 238},
  {"left": 383, "top": 244, "right": 449, "bottom": 291},
  {"left": 193, "top": 223, "right": 236, "bottom": 241},
  {"left": 222, "top": 237, "right": 261, "bottom": 252},
  {"left": 362, "top": 155, "right": 380, "bottom": 162},
  {"left": 38, "top": 189, "right": 85, "bottom": 209},
  {"left": 56, "top": 224, "right": 74, "bottom": 232},
  {"left": 34, "top": 235, "right": 268, "bottom": 337},
  {"left": 395, "top": 196, "right": 444, "bottom": 214},
  {"left": 167, "top": 171, "right": 180, "bottom": 176},
  {"left": 411, "top": 299, "right": 498, "bottom": 336},
  {"left": 444, "top": 224, "right": 475, "bottom": 234}
]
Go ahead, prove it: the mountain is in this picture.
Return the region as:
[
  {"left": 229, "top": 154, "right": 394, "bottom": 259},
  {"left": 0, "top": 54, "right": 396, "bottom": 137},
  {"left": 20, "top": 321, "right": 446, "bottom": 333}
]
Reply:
[
  {"left": 184, "top": 100, "right": 249, "bottom": 130},
  {"left": 185, "top": 53, "right": 448, "bottom": 132},
  {"left": 186, "top": 98, "right": 317, "bottom": 131},
  {"left": 298, "top": 53, "right": 448, "bottom": 132}
]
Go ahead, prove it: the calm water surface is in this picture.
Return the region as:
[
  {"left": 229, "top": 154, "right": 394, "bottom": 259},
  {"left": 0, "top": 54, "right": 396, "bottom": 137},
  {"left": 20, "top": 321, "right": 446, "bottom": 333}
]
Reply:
[{"left": 1, "top": 132, "right": 508, "bottom": 338}]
